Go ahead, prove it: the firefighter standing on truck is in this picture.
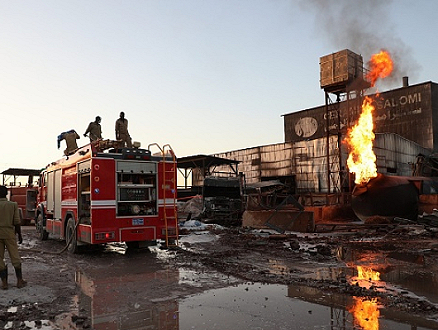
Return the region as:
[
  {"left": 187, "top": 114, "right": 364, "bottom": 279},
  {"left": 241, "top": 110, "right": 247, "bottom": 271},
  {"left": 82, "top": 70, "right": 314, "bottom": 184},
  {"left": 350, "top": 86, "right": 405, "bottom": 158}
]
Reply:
[
  {"left": 115, "top": 111, "right": 132, "bottom": 148},
  {"left": 57, "top": 129, "right": 80, "bottom": 156},
  {"left": 0, "top": 185, "right": 27, "bottom": 290},
  {"left": 84, "top": 116, "right": 102, "bottom": 142}
]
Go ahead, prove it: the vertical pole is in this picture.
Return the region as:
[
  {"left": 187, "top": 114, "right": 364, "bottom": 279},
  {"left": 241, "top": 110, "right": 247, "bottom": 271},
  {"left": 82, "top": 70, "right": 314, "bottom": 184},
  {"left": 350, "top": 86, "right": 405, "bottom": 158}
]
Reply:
[
  {"left": 325, "top": 91, "right": 331, "bottom": 197},
  {"left": 337, "top": 94, "right": 342, "bottom": 203}
]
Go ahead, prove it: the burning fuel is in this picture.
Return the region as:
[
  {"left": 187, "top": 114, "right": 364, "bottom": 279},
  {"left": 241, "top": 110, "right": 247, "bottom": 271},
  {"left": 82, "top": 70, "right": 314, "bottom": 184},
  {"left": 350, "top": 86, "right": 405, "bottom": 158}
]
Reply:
[
  {"left": 345, "top": 96, "right": 377, "bottom": 185},
  {"left": 345, "top": 50, "right": 394, "bottom": 185},
  {"left": 366, "top": 50, "right": 394, "bottom": 87}
]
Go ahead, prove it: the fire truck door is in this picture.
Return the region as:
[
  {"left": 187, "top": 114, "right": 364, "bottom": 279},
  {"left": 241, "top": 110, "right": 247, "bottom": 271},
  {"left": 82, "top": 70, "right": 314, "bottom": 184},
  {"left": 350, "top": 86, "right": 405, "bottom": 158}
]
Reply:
[
  {"left": 54, "top": 170, "right": 62, "bottom": 219},
  {"left": 47, "top": 169, "right": 62, "bottom": 219},
  {"left": 47, "top": 172, "right": 54, "bottom": 212}
]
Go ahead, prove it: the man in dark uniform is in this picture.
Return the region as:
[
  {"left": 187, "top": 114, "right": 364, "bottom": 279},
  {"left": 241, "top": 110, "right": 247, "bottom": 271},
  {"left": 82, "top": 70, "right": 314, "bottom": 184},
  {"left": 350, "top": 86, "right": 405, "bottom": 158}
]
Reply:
[
  {"left": 115, "top": 112, "right": 132, "bottom": 148},
  {"left": 57, "top": 129, "right": 80, "bottom": 156},
  {"left": 84, "top": 116, "right": 102, "bottom": 142},
  {"left": 0, "top": 185, "right": 26, "bottom": 290}
]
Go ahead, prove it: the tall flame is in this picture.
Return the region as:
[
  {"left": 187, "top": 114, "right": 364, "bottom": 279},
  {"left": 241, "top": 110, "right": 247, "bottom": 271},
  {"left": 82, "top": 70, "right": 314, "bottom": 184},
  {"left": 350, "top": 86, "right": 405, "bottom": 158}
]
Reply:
[
  {"left": 345, "top": 96, "right": 377, "bottom": 184},
  {"left": 345, "top": 50, "right": 394, "bottom": 184},
  {"left": 366, "top": 50, "right": 394, "bottom": 87},
  {"left": 348, "top": 297, "right": 380, "bottom": 330}
]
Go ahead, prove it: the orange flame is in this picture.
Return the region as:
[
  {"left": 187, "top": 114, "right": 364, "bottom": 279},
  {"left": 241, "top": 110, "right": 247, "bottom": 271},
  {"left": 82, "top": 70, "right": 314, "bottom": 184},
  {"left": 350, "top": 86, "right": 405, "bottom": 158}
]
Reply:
[
  {"left": 357, "top": 266, "right": 380, "bottom": 281},
  {"left": 366, "top": 50, "right": 394, "bottom": 87},
  {"left": 345, "top": 96, "right": 377, "bottom": 184},
  {"left": 348, "top": 297, "right": 380, "bottom": 330},
  {"left": 345, "top": 51, "right": 394, "bottom": 184}
]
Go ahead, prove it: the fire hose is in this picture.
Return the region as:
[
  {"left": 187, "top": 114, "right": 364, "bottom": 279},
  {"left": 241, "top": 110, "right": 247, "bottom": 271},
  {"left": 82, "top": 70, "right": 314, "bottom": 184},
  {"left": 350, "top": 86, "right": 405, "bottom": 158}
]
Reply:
[{"left": 18, "top": 219, "right": 80, "bottom": 255}]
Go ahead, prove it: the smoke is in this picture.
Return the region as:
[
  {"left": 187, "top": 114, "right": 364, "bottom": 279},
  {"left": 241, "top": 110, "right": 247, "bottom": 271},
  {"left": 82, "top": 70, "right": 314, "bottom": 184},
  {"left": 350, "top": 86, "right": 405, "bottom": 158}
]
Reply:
[{"left": 299, "top": 0, "right": 421, "bottom": 87}]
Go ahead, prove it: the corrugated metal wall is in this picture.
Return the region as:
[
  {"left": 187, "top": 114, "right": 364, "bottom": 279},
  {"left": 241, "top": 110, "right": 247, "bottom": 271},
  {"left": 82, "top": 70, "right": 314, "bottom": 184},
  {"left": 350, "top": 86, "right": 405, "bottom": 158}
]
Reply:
[
  {"left": 374, "top": 133, "right": 430, "bottom": 177},
  {"left": 213, "top": 133, "right": 430, "bottom": 193},
  {"left": 213, "top": 143, "right": 293, "bottom": 184}
]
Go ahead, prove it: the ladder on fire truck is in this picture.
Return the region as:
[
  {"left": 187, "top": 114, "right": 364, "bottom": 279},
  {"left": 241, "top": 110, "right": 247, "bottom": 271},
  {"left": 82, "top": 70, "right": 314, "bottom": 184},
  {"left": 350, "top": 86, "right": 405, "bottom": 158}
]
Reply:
[{"left": 148, "top": 143, "right": 179, "bottom": 248}]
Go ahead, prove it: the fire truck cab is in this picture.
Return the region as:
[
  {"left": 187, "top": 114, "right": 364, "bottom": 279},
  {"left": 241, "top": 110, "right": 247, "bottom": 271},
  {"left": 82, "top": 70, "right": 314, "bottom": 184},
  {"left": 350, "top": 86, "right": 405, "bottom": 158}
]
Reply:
[
  {"left": 1, "top": 168, "right": 41, "bottom": 226},
  {"left": 35, "top": 140, "right": 178, "bottom": 253}
]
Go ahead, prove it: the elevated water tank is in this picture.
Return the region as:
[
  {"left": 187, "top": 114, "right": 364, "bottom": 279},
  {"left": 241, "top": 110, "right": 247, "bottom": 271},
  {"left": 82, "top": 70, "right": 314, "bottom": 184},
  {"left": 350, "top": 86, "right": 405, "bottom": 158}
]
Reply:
[{"left": 320, "top": 49, "right": 364, "bottom": 91}]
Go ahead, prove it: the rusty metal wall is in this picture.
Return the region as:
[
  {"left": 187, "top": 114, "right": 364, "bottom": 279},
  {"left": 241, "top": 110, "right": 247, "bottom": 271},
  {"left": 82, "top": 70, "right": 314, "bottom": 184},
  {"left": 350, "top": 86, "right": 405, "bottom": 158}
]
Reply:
[
  {"left": 213, "top": 143, "right": 293, "bottom": 184},
  {"left": 374, "top": 133, "right": 430, "bottom": 177},
  {"left": 212, "top": 133, "right": 429, "bottom": 193},
  {"left": 284, "top": 82, "right": 436, "bottom": 150}
]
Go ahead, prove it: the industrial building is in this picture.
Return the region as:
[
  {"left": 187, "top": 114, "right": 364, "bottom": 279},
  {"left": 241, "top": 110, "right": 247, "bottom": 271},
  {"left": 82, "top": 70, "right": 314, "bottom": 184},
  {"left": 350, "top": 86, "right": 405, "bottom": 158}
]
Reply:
[
  {"left": 178, "top": 50, "right": 438, "bottom": 228},
  {"left": 209, "top": 50, "right": 438, "bottom": 201}
]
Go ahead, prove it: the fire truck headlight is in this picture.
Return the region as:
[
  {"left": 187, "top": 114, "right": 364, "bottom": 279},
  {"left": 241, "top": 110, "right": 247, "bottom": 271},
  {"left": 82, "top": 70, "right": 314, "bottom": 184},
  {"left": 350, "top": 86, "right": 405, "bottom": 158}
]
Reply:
[{"left": 131, "top": 204, "right": 141, "bottom": 214}]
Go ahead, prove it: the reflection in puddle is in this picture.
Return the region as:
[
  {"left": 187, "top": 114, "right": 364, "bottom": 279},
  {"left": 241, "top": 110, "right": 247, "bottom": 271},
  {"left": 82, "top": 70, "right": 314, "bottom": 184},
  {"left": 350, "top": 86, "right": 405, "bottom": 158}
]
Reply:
[
  {"left": 58, "top": 244, "right": 438, "bottom": 330},
  {"left": 72, "top": 257, "right": 180, "bottom": 330},
  {"left": 269, "top": 246, "right": 438, "bottom": 305},
  {"left": 180, "top": 283, "right": 438, "bottom": 329},
  {"left": 348, "top": 297, "right": 379, "bottom": 330},
  {"left": 356, "top": 266, "right": 380, "bottom": 281}
]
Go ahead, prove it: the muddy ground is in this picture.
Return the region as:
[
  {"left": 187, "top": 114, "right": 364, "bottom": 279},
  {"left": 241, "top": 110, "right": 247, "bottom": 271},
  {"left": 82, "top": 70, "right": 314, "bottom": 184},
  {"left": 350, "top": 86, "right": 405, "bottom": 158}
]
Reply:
[
  {"left": 1, "top": 222, "right": 438, "bottom": 329},
  {"left": 176, "top": 223, "right": 438, "bottom": 319}
]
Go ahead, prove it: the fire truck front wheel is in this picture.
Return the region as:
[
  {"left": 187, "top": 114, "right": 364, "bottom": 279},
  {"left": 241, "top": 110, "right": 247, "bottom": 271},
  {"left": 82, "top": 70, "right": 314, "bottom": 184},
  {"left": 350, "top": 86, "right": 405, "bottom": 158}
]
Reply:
[
  {"left": 36, "top": 214, "right": 49, "bottom": 241},
  {"left": 66, "top": 218, "right": 79, "bottom": 254}
]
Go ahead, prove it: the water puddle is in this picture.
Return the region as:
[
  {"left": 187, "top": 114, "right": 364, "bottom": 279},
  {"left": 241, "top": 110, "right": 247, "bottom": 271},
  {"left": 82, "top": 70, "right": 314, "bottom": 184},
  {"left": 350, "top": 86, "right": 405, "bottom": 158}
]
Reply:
[
  {"left": 16, "top": 240, "right": 434, "bottom": 330},
  {"left": 61, "top": 258, "right": 438, "bottom": 330},
  {"left": 179, "top": 282, "right": 438, "bottom": 330},
  {"left": 268, "top": 245, "right": 438, "bottom": 306},
  {"left": 179, "top": 268, "right": 240, "bottom": 288}
]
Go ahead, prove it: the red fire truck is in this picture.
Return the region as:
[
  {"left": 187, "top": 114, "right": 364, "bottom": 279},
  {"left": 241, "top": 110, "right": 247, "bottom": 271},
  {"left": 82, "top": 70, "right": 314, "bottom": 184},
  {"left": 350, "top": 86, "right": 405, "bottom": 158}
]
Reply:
[
  {"left": 35, "top": 140, "right": 178, "bottom": 253},
  {"left": 1, "top": 168, "right": 41, "bottom": 225}
]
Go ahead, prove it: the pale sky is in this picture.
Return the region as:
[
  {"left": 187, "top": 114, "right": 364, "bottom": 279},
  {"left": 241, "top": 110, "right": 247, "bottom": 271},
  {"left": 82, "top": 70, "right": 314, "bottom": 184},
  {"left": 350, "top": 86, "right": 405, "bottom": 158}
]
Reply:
[{"left": 1, "top": 0, "right": 437, "bottom": 172}]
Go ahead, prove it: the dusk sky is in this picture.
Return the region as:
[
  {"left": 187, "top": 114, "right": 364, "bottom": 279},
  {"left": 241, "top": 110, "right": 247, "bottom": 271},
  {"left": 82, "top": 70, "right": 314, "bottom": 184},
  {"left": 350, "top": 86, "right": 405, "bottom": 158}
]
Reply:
[{"left": 1, "top": 0, "right": 437, "bottom": 173}]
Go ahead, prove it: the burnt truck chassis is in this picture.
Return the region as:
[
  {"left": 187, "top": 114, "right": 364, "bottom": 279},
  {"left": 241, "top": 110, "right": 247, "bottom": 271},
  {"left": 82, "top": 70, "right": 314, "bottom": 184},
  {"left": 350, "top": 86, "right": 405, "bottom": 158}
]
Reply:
[{"left": 201, "top": 176, "right": 244, "bottom": 225}]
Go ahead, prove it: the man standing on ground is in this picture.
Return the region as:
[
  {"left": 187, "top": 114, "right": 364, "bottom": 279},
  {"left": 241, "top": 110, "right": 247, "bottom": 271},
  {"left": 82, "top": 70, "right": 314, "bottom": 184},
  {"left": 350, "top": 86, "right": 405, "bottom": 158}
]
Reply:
[
  {"left": 115, "top": 112, "right": 132, "bottom": 148},
  {"left": 84, "top": 116, "right": 102, "bottom": 142},
  {"left": 0, "top": 185, "right": 26, "bottom": 290}
]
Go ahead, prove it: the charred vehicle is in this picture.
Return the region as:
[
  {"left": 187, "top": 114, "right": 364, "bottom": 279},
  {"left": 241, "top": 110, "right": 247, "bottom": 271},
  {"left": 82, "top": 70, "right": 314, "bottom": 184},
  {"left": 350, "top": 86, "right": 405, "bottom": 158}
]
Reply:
[{"left": 202, "top": 175, "right": 244, "bottom": 224}]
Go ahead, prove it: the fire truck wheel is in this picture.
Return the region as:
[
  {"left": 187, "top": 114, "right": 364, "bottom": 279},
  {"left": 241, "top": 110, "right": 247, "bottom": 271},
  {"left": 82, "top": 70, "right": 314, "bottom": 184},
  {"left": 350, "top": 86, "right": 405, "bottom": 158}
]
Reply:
[
  {"left": 66, "top": 218, "right": 79, "bottom": 254},
  {"left": 36, "top": 214, "right": 49, "bottom": 241}
]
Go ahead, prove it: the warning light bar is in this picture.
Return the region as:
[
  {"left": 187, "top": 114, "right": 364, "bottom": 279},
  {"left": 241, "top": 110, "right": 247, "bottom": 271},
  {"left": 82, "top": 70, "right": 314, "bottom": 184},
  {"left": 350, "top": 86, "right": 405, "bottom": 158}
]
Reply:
[{"left": 122, "top": 148, "right": 151, "bottom": 160}]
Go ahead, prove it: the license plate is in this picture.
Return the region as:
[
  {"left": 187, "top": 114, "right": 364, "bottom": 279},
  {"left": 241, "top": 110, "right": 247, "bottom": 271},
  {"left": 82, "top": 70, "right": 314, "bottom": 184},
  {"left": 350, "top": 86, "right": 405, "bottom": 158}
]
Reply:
[{"left": 132, "top": 218, "right": 144, "bottom": 226}]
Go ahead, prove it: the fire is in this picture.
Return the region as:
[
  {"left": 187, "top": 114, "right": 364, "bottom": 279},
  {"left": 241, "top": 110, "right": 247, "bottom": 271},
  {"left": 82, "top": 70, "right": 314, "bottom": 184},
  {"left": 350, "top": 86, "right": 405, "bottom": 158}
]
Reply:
[
  {"left": 345, "top": 96, "right": 377, "bottom": 184},
  {"left": 366, "top": 50, "right": 394, "bottom": 87},
  {"left": 348, "top": 297, "right": 380, "bottom": 330},
  {"left": 357, "top": 266, "right": 380, "bottom": 281},
  {"left": 345, "top": 51, "right": 394, "bottom": 185}
]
